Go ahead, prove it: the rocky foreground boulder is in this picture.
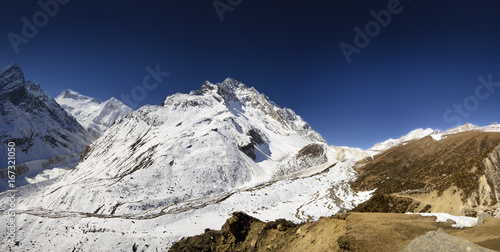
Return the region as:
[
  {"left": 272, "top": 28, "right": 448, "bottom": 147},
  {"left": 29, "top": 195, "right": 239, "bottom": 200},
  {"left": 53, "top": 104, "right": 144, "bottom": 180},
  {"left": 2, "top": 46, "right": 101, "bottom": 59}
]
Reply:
[{"left": 401, "top": 231, "right": 494, "bottom": 252}]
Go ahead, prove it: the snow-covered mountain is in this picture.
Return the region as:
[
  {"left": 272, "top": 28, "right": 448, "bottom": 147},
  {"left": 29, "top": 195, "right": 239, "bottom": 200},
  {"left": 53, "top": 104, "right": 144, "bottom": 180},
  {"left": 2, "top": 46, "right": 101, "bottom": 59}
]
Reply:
[
  {"left": 22, "top": 78, "right": 333, "bottom": 214},
  {"left": 0, "top": 78, "right": 376, "bottom": 251},
  {"left": 0, "top": 63, "right": 89, "bottom": 170},
  {"left": 55, "top": 89, "right": 133, "bottom": 140}
]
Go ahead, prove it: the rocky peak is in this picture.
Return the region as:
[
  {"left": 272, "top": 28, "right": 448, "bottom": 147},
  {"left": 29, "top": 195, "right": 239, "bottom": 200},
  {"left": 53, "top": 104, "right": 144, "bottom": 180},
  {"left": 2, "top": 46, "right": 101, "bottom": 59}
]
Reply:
[
  {"left": 171, "top": 79, "right": 326, "bottom": 143},
  {"left": 0, "top": 63, "right": 25, "bottom": 91},
  {"left": 453, "top": 123, "right": 479, "bottom": 131}
]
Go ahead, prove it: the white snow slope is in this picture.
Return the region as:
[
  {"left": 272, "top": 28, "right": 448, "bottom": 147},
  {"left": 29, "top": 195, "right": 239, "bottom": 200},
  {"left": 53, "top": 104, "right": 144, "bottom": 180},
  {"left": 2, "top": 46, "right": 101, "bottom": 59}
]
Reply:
[{"left": 55, "top": 89, "right": 133, "bottom": 141}]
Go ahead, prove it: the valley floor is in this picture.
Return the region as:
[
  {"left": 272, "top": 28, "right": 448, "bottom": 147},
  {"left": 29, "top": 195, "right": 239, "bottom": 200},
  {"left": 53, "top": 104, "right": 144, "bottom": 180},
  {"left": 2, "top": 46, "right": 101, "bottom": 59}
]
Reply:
[{"left": 0, "top": 161, "right": 372, "bottom": 251}]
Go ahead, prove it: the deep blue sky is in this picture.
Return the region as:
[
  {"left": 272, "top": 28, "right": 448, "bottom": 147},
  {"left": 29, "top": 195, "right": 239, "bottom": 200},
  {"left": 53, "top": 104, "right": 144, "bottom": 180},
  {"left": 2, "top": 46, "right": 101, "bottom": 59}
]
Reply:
[{"left": 1, "top": 0, "right": 500, "bottom": 149}]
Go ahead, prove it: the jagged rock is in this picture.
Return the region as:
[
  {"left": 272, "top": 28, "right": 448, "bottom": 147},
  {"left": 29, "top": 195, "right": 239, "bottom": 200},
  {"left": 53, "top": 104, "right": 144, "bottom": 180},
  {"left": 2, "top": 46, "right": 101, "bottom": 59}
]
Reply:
[{"left": 221, "top": 212, "right": 258, "bottom": 241}]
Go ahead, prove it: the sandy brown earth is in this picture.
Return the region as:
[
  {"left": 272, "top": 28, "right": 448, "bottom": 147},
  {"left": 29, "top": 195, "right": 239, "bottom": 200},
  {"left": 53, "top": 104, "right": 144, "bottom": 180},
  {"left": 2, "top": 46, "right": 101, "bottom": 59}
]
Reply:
[
  {"left": 169, "top": 212, "right": 500, "bottom": 252},
  {"left": 169, "top": 212, "right": 346, "bottom": 252}
]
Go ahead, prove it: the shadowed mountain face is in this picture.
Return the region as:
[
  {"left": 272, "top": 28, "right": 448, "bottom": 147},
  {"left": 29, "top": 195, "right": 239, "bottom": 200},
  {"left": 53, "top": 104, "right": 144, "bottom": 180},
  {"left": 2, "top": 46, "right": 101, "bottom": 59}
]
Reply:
[
  {"left": 0, "top": 63, "right": 89, "bottom": 170},
  {"left": 352, "top": 131, "right": 500, "bottom": 216}
]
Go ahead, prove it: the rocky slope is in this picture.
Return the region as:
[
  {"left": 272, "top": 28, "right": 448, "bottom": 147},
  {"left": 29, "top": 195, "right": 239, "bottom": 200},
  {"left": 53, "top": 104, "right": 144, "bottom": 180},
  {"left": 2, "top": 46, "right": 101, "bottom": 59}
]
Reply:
[
  {"left": 353, "top": 128, "right": 500, "bottom": 217},
  {"left": 55, "top": 89, "right": 133, "bottom": 140}
]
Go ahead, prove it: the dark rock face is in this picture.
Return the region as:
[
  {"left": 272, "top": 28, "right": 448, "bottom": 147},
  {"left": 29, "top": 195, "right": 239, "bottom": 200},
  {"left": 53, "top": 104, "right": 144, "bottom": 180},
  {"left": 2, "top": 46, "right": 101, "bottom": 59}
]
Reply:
[
  {"left": 238, "top": 128, "right": 267, "bottom": 160},
  {"left": 221, "top": 212, "right": 258, "bottom": 241},
  {"left": 297, "top": 143, "right": 325, "bottom": 159},
  {"left": 238, "top": 143, "right": 256, "bottom": 160},
  {"left": 247, "top": 129, "right": 265, "bottom": 145}
]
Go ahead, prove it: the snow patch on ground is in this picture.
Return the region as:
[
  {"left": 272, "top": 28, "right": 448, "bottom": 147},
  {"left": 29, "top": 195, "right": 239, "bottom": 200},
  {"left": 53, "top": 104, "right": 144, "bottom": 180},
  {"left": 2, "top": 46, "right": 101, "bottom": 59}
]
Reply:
[{"left": 407, "top": 212, "right": 478, "bottom": 228}]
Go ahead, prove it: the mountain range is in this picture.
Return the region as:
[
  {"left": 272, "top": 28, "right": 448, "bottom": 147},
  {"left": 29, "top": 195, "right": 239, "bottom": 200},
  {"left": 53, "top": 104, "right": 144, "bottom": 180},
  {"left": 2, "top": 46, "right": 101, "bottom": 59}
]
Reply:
[
  {"left": 0, "top": 63, "right": 89, "bottom": 182},
  {"left": 55, "top": 89, "right": 132, "bottom": 141},
  {"left": 0, "top": 63, "right": 499, "bottom": 251}
]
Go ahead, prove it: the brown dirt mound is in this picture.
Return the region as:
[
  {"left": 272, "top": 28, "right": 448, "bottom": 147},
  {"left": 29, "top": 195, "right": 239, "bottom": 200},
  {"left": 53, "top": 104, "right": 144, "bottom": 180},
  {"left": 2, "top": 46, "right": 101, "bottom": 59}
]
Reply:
[{"left": 169, "top": 212, "right": 347, "bottom": 252}]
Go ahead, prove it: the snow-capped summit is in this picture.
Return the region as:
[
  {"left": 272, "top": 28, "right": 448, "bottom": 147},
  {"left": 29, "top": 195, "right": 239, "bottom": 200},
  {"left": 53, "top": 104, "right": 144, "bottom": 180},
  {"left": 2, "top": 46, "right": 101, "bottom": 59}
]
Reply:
[
  {"left": 444, "top": 123, "right": 480, "bottom": 134},
  {"left": 55, "top": 89, "right": 133, "bottom": 140},
  {"left": 56, "top": 89, "right": 101, "bottom": 103},
  {"left": 183, "top": 78, "right": 325, "bottom": 143},
  {"left": 0, "top": 64, "right": 89, "bottom": 169}
]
